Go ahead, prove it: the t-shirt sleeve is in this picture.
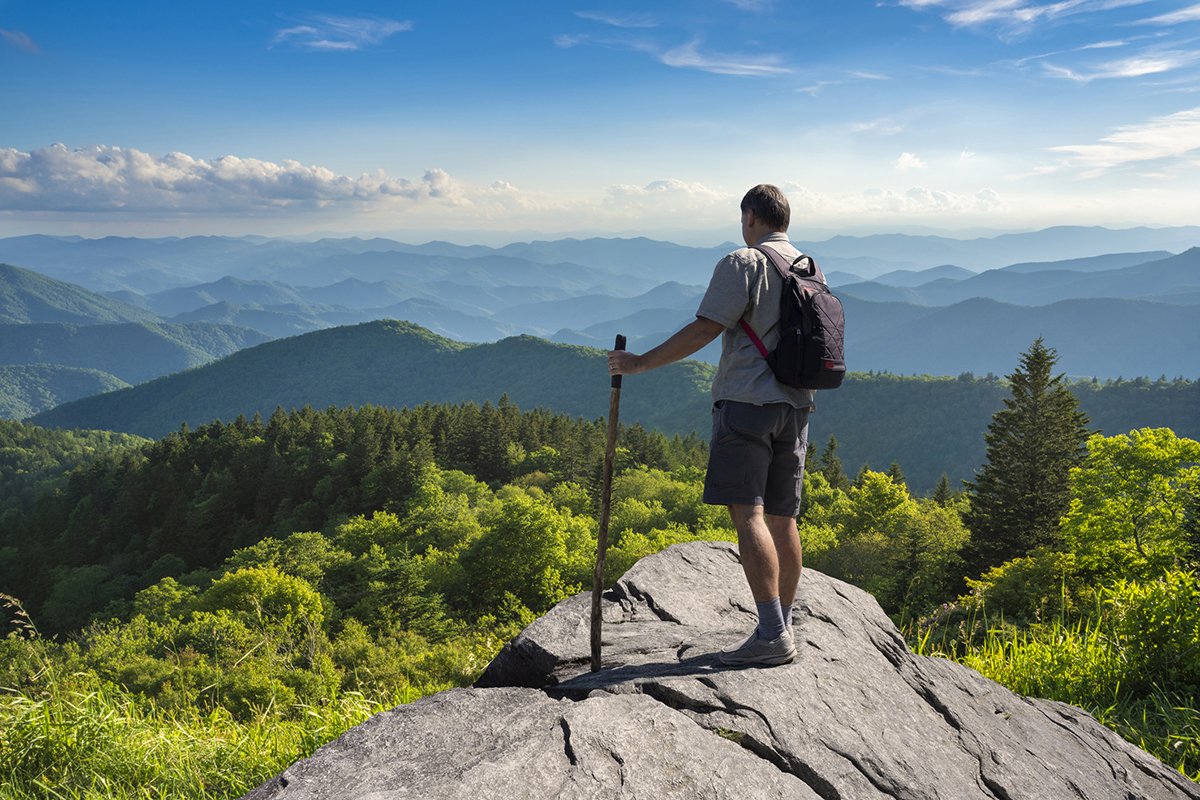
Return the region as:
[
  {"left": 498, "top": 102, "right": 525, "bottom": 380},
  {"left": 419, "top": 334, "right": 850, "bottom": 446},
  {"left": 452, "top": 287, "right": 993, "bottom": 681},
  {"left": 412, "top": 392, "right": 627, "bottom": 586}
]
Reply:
[{"left": 695, "top": 253, "right": 754, "bottom": 329}]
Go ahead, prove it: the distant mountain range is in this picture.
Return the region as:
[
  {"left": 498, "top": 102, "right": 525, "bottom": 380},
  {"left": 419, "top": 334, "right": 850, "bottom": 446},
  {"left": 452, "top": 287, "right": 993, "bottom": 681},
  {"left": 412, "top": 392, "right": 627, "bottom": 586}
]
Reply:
[
  {"left": 1, "top": 226, "right": 1197, "bottom": 422},
  {"left": 30, "top": 320, "right": 1200, "bottom": 493}
]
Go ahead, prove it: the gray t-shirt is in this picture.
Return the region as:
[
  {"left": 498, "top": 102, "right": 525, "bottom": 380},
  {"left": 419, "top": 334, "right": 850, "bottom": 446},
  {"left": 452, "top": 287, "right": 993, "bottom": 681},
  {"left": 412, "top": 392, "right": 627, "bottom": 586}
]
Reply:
[{"left": 695, "top": 232, "right": 816, "bottom": 409}]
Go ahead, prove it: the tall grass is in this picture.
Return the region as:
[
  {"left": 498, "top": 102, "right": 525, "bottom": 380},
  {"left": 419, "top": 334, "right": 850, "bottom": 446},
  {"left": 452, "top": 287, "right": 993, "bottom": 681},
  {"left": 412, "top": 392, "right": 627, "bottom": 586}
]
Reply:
[{"left": 0, "top": 678, "right": 406, "bottom": 799}]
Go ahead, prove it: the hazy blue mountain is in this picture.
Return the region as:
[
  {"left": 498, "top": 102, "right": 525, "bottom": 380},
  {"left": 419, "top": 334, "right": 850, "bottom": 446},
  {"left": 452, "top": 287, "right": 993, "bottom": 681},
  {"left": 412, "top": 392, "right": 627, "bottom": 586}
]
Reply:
[
  {"left": 146, "top": 276, "right": 310, "bottom": 316},
  {"left": 0, "top": 321, "right": 269, "bottom": 384},
  {"left": 494, "top": 281, "right": 705, "bottom": 334},
  {"left": 0, "top": 263, "right": 161, "bottom": 325},
  {"left": 874, "top": 264, "right": 976, "bottom": 287},
  {"left": 832, "top": 247, "right": 1200, "bottom": 308},
  {"left": 999, "top": 251, "right": 1170, "bottom": 274},
  {"left": 171, "top": 302, "right": 346, "bottom": 339},
  {"left": 0, "top": 364, "right": 129, "bottom": 419},
  {"left": 296, "top": 278, "right": 415, "bottom": 309},
  {"left": 850, "top": 297, "right": 1200, "bottom": 378},
  {"left": 837, "top": 282, "right": 928, "bottom": 305},
  {"left": 798, "top": 226, "right": 1200, "bottom": 271},
  {"left": 371, "top": 299, "right": 530, "bottom": 342},
  {"left": 824, "top": 271, "right": 866, "bottom": 286}
]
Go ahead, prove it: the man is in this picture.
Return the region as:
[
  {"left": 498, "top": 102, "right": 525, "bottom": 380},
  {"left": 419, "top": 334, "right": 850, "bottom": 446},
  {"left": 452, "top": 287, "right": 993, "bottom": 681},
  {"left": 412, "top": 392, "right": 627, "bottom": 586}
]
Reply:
[{"left": 608, "top": 184, "right": 812, "bottom": 667}]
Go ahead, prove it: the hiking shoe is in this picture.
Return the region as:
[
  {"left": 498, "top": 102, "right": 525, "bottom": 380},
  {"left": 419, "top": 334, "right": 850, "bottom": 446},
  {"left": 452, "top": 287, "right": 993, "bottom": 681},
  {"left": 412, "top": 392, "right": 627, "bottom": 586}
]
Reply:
[{"left": 719, "top": 628, "right": 795, "bottom": 667}]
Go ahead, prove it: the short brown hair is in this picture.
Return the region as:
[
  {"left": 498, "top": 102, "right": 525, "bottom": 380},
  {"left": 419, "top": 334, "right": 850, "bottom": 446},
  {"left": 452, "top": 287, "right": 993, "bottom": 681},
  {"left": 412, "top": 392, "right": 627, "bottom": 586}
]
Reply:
[{"left": 740, "top": 184, "right": 790, "bottom": 231}]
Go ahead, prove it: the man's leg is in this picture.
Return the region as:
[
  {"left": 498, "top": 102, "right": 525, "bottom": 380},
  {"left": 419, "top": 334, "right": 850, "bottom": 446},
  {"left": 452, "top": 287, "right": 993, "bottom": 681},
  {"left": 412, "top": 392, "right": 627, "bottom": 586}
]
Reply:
[
  {"left": 728, "top": 503, "right": 779, "bottom": 601},
  {"left": 766, "top": 514, "right": 802, "bottom": 626}
]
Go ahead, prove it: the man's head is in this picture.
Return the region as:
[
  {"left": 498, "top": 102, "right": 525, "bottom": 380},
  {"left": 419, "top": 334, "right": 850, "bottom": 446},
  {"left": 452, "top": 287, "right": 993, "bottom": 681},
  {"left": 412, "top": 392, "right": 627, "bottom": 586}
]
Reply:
[{"left": 740, "top": 184, "right": 789, "bottom": 246}]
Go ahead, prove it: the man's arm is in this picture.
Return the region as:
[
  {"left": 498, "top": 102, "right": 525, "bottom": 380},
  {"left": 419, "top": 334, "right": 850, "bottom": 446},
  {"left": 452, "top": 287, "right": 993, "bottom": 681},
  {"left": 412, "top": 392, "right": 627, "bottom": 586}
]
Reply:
[{"left": 608, "top": 316, "right": 725, "bottom": 376}]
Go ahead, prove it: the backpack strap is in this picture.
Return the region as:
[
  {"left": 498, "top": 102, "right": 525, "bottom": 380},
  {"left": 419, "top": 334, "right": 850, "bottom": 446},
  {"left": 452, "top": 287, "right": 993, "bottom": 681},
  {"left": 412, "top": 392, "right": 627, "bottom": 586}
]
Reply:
[
  {"left": 738, "top": 243, "right": 824, "bottom": 357},
  {"left": 739, "top": 318, "right": 770, "bottom": 358},
  {"left": 753, "top": 243, "right": 824, "bottom": 284}
]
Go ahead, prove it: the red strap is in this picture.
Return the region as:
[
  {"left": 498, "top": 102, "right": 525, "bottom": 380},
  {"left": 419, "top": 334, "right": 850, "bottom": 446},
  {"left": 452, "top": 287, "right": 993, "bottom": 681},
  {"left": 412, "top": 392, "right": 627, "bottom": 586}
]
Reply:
[{"left": 739, "top": 319, "right": 769, "bottom": 358}]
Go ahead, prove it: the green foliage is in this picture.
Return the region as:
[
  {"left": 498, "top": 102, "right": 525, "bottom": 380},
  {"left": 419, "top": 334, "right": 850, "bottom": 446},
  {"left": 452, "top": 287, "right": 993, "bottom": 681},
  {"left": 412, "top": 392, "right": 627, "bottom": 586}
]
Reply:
[
  {"left": 1106, "top": 571, "right": 1200, "bottom": 693},
  {"left": 964, "top": 338, "right": 1091, "bottom": 575},
  {"left": 801, "top": 469, "right": 969, "bottom": 617},
  {"left": 1061, "top": 428, "right": 1200, "bottom": 582},
  {"left": 963, "top": 549, "right": 1079, "bottom": 623}
]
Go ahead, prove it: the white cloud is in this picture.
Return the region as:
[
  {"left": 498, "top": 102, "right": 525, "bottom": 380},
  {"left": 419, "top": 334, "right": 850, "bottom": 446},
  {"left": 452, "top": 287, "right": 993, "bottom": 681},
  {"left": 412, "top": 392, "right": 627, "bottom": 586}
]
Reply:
[
  {"left": 658, "top": 39, "right": 791, "bottom": 76},
  {"left": 602, "top": 179, "right": 729, "bottom": 215},
  {"left": 1047, "top": 107, "right": 1200, "bottom": 174},
  {"left": 1139, "top": 3, "right": 1200, "bottom": 24},
  {"left": 272, "top": 15, "right": 412, "bottom": 51},
  {"left": 0, "top": 144, "right": 507, "bottom": 214},
  {"left": 851, "top": 118, "right": 906, "bottom": 135},
  {"left": 895, "top": 152, "right": 928, "bottom": 170},
  {"left": 899, "top": 0, "right": 1155, "bottom": 33},
  {"left": 554, "top": 34, "right": 587, "bottom": 48},
  {"left": 574, "top": 11, "right": 658, "bottom": 28},
  {"left": 0, "top": 27, "right": 38, "bottom": 53},
  {"left": 724, "top": 0, "right": 774, "bottom": 10},
  {"left": 1043, "top": 49, "right": 1200, "bottom": 81}
]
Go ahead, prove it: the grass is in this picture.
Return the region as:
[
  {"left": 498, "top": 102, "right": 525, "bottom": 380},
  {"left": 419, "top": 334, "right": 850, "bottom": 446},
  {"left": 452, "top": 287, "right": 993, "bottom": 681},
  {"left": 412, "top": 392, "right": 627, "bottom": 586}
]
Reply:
[{"left": 0, "top": 679, "right": 408, "bottom": 800}]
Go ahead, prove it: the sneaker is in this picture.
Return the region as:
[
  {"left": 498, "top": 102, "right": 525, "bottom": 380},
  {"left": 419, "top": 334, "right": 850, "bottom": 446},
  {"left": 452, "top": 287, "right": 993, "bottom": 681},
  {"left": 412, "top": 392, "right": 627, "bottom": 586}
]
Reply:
[{"left": 719, "top": 628, "right": 795, "bottom": 667}]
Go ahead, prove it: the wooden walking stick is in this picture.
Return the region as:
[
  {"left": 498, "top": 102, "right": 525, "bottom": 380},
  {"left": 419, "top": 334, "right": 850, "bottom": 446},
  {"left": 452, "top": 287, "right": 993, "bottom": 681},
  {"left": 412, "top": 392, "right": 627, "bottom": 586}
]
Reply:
[{"left": 591, "top": 333, "right": 625, "bottom": 672}]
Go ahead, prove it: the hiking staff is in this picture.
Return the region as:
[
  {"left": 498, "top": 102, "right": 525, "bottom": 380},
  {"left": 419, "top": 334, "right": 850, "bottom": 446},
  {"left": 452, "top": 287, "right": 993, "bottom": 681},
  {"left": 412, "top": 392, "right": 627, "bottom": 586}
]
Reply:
[{"left": 591, "top": 333, "right": 625, "bottom": 672}]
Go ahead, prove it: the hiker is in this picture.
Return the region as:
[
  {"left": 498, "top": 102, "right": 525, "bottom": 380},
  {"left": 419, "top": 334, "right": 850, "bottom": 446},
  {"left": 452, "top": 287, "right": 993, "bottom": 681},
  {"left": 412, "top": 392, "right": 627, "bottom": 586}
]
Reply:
[{"left": 608, "top": 183, "right": 812, "bottom": 667}]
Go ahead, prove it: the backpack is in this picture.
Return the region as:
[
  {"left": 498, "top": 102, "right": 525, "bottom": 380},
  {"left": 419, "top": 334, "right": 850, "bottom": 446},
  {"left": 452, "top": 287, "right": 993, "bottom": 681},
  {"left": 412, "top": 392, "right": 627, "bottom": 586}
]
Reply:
[{"left": 738, "top": 244, "right": 846, "bottom": 390}]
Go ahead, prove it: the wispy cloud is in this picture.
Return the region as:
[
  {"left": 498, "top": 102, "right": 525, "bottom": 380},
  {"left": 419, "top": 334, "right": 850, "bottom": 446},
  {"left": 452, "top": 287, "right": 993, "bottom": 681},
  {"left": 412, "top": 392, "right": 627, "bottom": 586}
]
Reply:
[
  {"left": 1047, "top": 107, "right": 1200, "bottom": 175},
  {"left": 724, "top": 0, "right": 774, "bottom": 11},
  {"left": 899, "top": 0, "right": 1155, "bottom": 33},
  {"left": 0, "top": 27, "right": 38, "bottom": 53},
  {"left": 1139, "top": 3, "right": 1200, "bottom": 24},
  {"left": 574, "top": 11, "right": 658, "bottom": 28},
  {"left": 850, "top": 117, "right": 906, "bottom": 135},
  {"left": 0, "top": 144, "right": 487, "bottom": 213},
  {"left": 1043, "top": 48, "right": 1200, "bottom": 81},
  {"left": 272, "top": 15, "right": 412, "bottom": 52},
  {"left": 658, "top": 39, "right": 790, "bottom": 76}
]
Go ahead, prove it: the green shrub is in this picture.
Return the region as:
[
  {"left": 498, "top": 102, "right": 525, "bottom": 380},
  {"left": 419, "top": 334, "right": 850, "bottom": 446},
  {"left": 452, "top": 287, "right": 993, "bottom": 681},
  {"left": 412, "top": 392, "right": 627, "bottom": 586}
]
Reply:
[{"left": 1106, "top": 570, "right": 1200, "bottom": 693}]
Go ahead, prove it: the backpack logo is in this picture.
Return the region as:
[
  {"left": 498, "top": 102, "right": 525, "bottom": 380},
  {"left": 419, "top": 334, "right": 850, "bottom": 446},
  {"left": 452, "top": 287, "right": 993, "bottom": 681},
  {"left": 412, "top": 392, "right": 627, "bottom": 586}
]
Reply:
[{"left": 739, "top": 245, "right": 846, "bottom": 390}]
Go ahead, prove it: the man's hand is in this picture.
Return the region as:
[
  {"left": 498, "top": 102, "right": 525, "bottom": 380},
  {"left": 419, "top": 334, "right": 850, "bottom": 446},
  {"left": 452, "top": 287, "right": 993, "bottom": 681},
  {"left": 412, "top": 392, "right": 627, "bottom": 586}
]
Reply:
[
  {"left": 607, "top": 317, "right": 724, "bottom": 376},
  {"left": 608, "top": 350, "right": 645, "bottom": 376}
]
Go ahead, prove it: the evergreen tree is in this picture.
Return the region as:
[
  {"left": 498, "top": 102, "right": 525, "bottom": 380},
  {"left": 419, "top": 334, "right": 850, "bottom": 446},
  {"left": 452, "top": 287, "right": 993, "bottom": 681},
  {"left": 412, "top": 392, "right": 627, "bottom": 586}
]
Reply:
[
  {"left": 963, "top": 338, "right": 1090, "bottom": 575},
  {"left": 817, "top": 435, "right": 851, "bottom": 491},
  {"left": 932, "top": 473, "right": 953, "bottom": 507},
  {"left": 885, "top": 461, "right": 906, "bottom": 486}
]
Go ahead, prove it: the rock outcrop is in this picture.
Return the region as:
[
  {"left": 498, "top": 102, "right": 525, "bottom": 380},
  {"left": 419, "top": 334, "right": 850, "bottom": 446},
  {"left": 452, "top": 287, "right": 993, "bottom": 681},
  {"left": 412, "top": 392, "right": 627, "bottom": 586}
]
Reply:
[{"left": 244, "top": 542, "right": 1200, "bottom": 799}]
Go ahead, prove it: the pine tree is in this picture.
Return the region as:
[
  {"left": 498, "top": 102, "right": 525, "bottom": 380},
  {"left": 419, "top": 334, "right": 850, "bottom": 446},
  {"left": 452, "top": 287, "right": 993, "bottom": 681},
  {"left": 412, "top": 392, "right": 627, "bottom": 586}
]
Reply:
[
  {"left": 817, "top": 435, "right": 851, "bottom": 491},
  {"left": 885, "top": 461, "right": 906, "bottom": 486},
  {"left": 963, "top": 338, "right": 1091, "bottom": 575},
  {"left": 932, "top": 473, "right": 953, "bottom": 506}
]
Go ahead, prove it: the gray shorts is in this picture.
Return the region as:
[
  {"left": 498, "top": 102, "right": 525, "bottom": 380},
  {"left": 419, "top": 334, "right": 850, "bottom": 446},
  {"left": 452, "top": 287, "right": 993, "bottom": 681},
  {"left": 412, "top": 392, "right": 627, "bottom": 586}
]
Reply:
[{"left": 702, "top": 400, "right": 810, "bottom": 517}]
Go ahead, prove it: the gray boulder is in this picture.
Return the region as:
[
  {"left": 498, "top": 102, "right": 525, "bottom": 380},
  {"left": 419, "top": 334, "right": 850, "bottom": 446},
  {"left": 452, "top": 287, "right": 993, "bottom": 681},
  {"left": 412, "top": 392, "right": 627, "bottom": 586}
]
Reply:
[{"left": 244, "top": 541, "right": 1200, "bottom": 799}]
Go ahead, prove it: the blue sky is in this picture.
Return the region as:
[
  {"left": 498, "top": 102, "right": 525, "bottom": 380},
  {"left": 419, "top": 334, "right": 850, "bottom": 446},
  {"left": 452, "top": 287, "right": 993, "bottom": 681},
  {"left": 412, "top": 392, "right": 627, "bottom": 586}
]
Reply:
[{"left": 2, "top": 0, "right": 1199, "bottom": 242}]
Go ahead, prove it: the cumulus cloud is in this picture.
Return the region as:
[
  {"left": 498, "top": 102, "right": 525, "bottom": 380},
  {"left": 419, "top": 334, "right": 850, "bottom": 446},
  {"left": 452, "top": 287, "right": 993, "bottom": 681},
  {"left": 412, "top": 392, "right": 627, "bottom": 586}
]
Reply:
[
  {"left": 0, "top": 27, "right": 38, "bottom": 53},
  {"left": 272, "top": 15, "right": 411, "bottom": 51},
  {"left": 783, "top": 181, "right": 1004, "bottom": 217},
  {"left": 602, "top": 178, "right": 729, "bottom": 215},
  {"left": 0, "top": 144, "right": 498, "bottom": 214},
  {"left": 1047, "top": 106, "right": 1200, "bottom": 175},
  {"left": 894, "top": 152, "right": 928, "bottom": 170}
]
